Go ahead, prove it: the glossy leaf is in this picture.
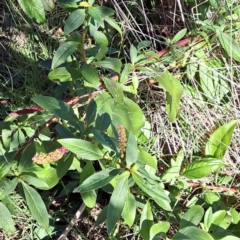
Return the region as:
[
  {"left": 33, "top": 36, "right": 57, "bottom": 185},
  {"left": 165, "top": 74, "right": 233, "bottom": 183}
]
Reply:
[
  {"left": 104, "top": 17, "right": 123, "bottom": 38},
  {"left": 48, "top": 67, "right": 81, "bottom": 82},
  {"left": 80, "top": 64, "right": 100, "bottom": 88},
  {"left": 41, "top": 0, "right": 54, "bottom": 12},
  {"left": 140, "top": 201, "right": 153, "bottom": 240},
  {"left": 95, "top": 45, "right": 108, "bottom": 61},
  {"left": 172, "top": 226, "right": 214, "bottom": 240},
  {"left": 32, "top": 96, "right": 78, "bottom": 122},
  {"left": 179, "top": 205, "right": 204, "bottom": 229},
  {"left": 92, "top": 130, "right": 117, "bottom": 152},
  {"left": 80, "top": 162, "right": 97, "bottom": 208},
  {"left": 0, "top": 178, "right": 18, "bottom": 199},
  {"left": 216, "top": 30, "right": 240, "bottom": 62},
  {"left": 95, "top": 113, "right": 111, "bottom": 131},
  {"left": 0, "top": 202, "right": 15, "bottom": 233},
  {"left": 56, "top": 153, "right": 74, "bottom": 179},
  {"left": 149, "top": 222, "right": 170, "bottom": 240},
  {"left": 64, "top": 9, "right": 86, "bottom": 34},
  {"left": 21, "top": 181, "right": 49, "bottom": 229},
  {"left": 156, "top": 70, "right": 183, "bottom": 122},
  {"left": 96, "top": 58, "right": 122, "bottom": 74},
  {"left": 171, "top": 28, "right": 187, "bottom": 43},
  {"left": 138, "top": 149, "right": 157, "bottom": 169},
  {"left": 132, "top": 172, "right": 171, "bottom": 211},
  {"left": 95, "top": 205, "right": 108, "bottom": 227},
  {"left": 125, "top": 132, "right": 138, "bottom": 168},
  {"left": 51, "top": 41, "right": 79, "bottom": 69},
  {"left": 205, "top": 120, "right": 238, "bottom": 158},
  {"left": 85, "top": 99, "right": 97, "bottom": 126},
  {"left": 0, "top": 152, "right": 15, "bottom": 180},
  {"left": 121, "top": 192, "right": 136, "bottom": 227},
  {"left": 130, "top": 45, "right": 138, "bottom": 65},
  {"left": 58, "top": 138, "right": 103, "bottom": 160},
  {"left": 75, "top": 168, "right": 122, "bottom": 193},
  {"left": 17, "top": 0, "right": 45, "bottom": 23},
  {"left": 182, "top": 158, "right": 225, "bottom": 179},
  {"left": 107, "top": 171, "right": 129, "bottom": 234},
  {"left": 20, "top": 173, "right": 50, "bottom": 189},
  {"left": 93, "top": 31, "right": 108, "bottom": 46},
  {"left": 204, "top": 207, "right": 213, "bottom": 231}
]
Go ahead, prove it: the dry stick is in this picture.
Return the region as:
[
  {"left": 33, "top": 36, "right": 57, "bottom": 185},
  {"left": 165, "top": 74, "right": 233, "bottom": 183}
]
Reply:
[
  {"left": 57, "top": 203, "right": 86, "bottom": 240},
  {"left": 187, "top": 182, "right": 239, "bottom": 194}
]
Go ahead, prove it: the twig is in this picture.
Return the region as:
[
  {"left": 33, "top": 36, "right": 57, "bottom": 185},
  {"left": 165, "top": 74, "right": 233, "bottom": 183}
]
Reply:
[
  {"left": 57, "top": 202, "right": 86, "bottom": 240},
  {"left": 187, "top": 182, "right": 239, "bottom": 194}
]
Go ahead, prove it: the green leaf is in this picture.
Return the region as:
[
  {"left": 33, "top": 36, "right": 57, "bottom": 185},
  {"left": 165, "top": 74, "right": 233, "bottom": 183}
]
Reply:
[
  {"left": 80, "top": 162, "right": 97, "bottom": 208},
  {"left": 95, "top": 205, "right": 108, "bottom": 226},
  {"left": 51, "top": 41, "right": 79, "bottom": 69},
  {"left": 216, "top": 30, "right": 240, "bottom": 62},
  {"left": 17, "top": 0, "right": 45, "bottom": 23},
  {"left": 0, "top": 178, "right": 18, "bottom": 199},
  {"left": 156, "top": 70, "right": 183, "bottom": 122},
  {"left": 80, "top": 64, "right": 100, "bottom": 88},
  {"left": 121, "top": 192, "right": 136, "bottom": 227},
  {"left": 0, "top": 202, "right": 15, "bottom": 233},
  {"left": 85, "top": 99, "right": 97, "bottom": 126},
  {"left": 172, "top": 226, "right": 214, "bottom": 240},
  {"left": 126, "top": 132, "right": 138, "bottom": 168},
  {"left": 107, "top": 171, "right": 129, "bottom": 234},
  {"left": 182, "top": 158, "right": 225, "bottom": 179},
  {"left": 179, "top": 205, "right": 204, "bottom": 229},
  {"left": 95, "top": 45, "right": 108, "bottom": 61},
  {"left": 96, "top": 58, "right": 122, "bottom": 74},
  {"left": 140, "top": 201, "right": 153, "bottom": 240},
  {"left": 171, "top": 28, "right": 187, "bottom": 43},
  {"left": 20, "top": 173, "right": 50, "bottom": 189},
  {"left": 104, "top": 17, "right": 123, "bottom": 38},
  {"left": 130, "top": 45, "right": 138, "bottom": 65},
  {"left": 75, "top": 168, "right": 122, "bottom": 193},
  {"left": 48, "top": 67, "right": 81, "bottom": 82},
  {"left": 56, "top": 153, "right": 74, "bottom": 179},
  {"left": 132, "top": 172, "right": 171, "bottom": 211},
  {"left": 205, "top": 120, "right": 238, "bottom": 158},
  {"left": 21, "top": 181, "right": 49, "bottom": 228},
  {"left": 32, "top": 96, "right": 77, "bottom": 122},
  {"left": 95, "top": 113, "right": 111, "bottom": 131},
  {"left": 93, "top": 31, "right": 109, "bottom": 46},
  {"left": 149, "top": 222, "right": 170, "bottom": 240},
  {"left": 0, "top": 152, "right": 15, "bottom": 180},
  {"left": 138, "top": 149, "right": 157, "bottom": 169},
  {"left": 120, "top": 63, "right": 131, "bottom": 83},
  {"left": 64, "top": 9, "right": 86, "bottom": 34},
  {"left": 204, "top": 207, "right": 213, "bottom": 231},
  {"left": 230, "top": 208, "right": 240, "bottom": 224},
  {"left": 92, "top": 130, "right": 117, "bottom": 152},
  {"left": 103, "top": 77, "right": 124, "bottom": 103},
  {"left": 41, "top": 0, "right": 54, "bottom": 12},
  {"left": 58, "top": 138, "right": 103, "bottom": 160}
]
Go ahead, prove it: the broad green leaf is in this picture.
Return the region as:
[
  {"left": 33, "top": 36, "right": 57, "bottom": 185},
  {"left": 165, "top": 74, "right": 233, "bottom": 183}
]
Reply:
[
  {"left": 95, "top": 113, "right": 111, "bottom": 131},
  {"left": 48, "top": 67, "right": 81, "bottom": 82},
  {"left": 216, "top": 30, "right": 240, "bottom": 62},
  {"left": 104, "top": 17, "right": 123, "bottom": 38},
  {"left": 205, "top": 120, "right": 238, "bottom": 158},
  {"left": 96, "top": 58, "right": 122, "bottom": 74},
  {"left": 130, "top": 45, "right": 138, "bottom": 65},
  {"left": 20, "top": 173, "right": 49, "bottom": 189},
  {"left": 58, "top": 138, "right": 103, "bottom": 160},
  {"left": 126, "top": 132, "right": 138, "bottom": 168},
  {"left": 182, "top": 158, "right": 225, "bottom": 179},
  {"left": 75, "top": 168, "right": 122, "bottom": 192},
  {"left": 93, "top": 31, "right": 108, "bottom": 46},
  {"left": 149, "top": 222, "right": 170, "bottom": 240},
  {"left": 179, "top": 205, "right": 204, "bottom": 229},
  {"left": 17, "top": 0, "right": 45, "bottom": 23},
  {"left": 138, "top": 149, "right": 157, "bottom": 169},
  {"left": 220, "top": 236, "right": 240, "bottom": 240},
  {"left": 171, "top": 28, "right": 187, "bottom": 43},
  {"left": 161, "top": 166, "right": 180, "bottom": 181},
  {"left": 132, "top": 172, "right": 171, "bottom": 211},
  {"left": 32, "top": 96, "right": 77, "bottom": 122},
  {"left": 107, "top": 171, "right": 129, "bottom": 234},
  {"left": 80, "top": 162, "right": 97, "bottom": 208},
  {"left": 57, "top": 0, "right": 78, "bottom": 9},
  {"left": 41, "top": 0, "right": 54, "bottom": 12},
  {"left": 0, "top": 178, "right": 18, "bottom": 199},
  {"left": 18, "top": 143, "right": 36, "bottom": 173},
  {"left": 21, "top": 181, "right": 49, "bottom": 228},
  {"left": 156, "top": 70, "right": 183, "bottom": 122},
  {"left": 95, "top": 205, "right": 108, "bottom": 226},
  {"left": 204, "top": 207, "right": 213, "bottom": 231},
  {"left": 85, "top": 99, "right": 97, "bottom": 126},
  {"left": 103, "top": 77, "right": 124, "bottom": 103},
  {"left": 120, "top": 63, "right": 131, "bottom": 83},
  {"left": 92, "top": 130, "right": 117, "bottom": 152},
  {"left": 51, "top": 41, "right": 79, "bottom": 69},
  {"left": 56, "top": 153, "right": 74, "bottom": 179},
  {"left": 121, "top": 192, "right": 136, "bottom": 227},
  {"left": 80, "top": 64, "right": 100, "bottom": 88},
  {"left": 95, "top": 45, "right": 108, "bottom": 61},
  {"left": 172, "top": 226, "right": 214, "bottom": 240},
  {"left": 64, "top": 9, "right": 86, "bottom": 34},
  {"left": 0, "top": 152, "right": 15, "bottom": 180},
  {"left": 0, "top": 202, "right": 15, "bottom": 233},
  {"left": 140, "top": 201, "right": 153, "bottom": 240},
  {"left": 230, "top": 208, "right": 240, "bottom": 224}
]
